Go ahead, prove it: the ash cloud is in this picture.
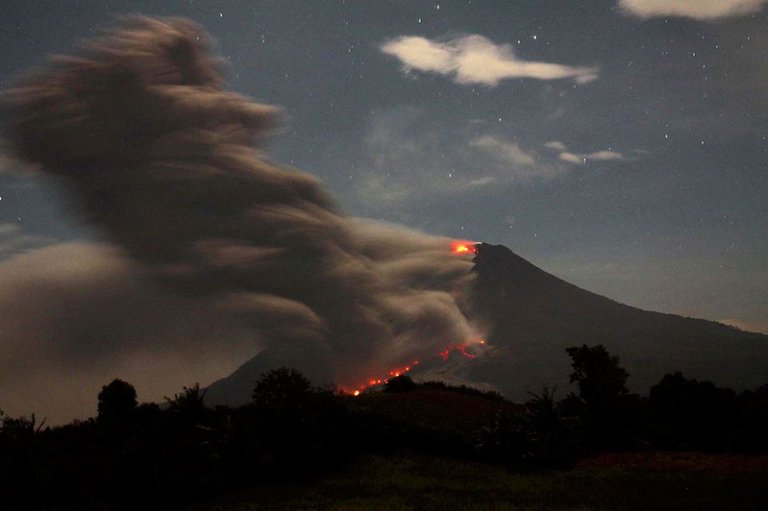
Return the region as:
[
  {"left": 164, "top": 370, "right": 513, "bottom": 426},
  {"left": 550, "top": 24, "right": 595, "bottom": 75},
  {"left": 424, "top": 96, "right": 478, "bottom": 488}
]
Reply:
[
  {"left": 1, "top": 16, "right": 478, "bottom": 417},
  {"left": 0, "top": 242, "right": 260, "bottom": 423}
]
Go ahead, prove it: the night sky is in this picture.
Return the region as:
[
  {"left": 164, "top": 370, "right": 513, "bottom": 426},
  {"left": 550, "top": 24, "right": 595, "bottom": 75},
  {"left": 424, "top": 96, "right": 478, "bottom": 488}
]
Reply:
[{"left": 1, "top": 0, "right": 766, "bottom": 333}]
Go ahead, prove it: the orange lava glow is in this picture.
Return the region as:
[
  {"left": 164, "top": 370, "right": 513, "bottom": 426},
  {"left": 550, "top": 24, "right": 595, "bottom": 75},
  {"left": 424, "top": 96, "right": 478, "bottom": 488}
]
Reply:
[
  {"left": 346, "top": 360, "right": 420, "bottom": 396},
  {"left": 439, "top": 342, "right": 481, "bottom": 361},
  {"left": 451, "top": 241, "right": 477, "bottom": 255},
  {"left": 348, "top": 340, "right": 486, "bottom": 396}
]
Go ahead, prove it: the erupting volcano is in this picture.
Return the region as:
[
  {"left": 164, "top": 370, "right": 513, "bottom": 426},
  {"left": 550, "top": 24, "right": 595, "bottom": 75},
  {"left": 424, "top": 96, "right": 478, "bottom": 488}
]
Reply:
[{"left": 2, "top": 17, "right": 485, "bottom": 415}]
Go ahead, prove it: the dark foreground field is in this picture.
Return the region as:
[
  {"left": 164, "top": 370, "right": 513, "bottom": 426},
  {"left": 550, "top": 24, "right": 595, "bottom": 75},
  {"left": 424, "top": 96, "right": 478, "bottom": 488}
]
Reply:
[
  {"left": 6, "top": 359, "right": 767, "bottom": 509},
  {"left": 186, "top": 451, "right": 768, "bottom": 511}
]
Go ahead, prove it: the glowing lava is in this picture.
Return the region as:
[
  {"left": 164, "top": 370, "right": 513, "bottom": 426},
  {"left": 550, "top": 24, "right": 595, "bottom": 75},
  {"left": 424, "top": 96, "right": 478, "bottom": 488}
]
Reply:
[
  {"left": 345, "top": 360, "right": 420, "bottom": 396},
  {"left": 451, "top": 241, "right": 477, "bottom": 255},
  {"left": 342, "top": 241, "right": 484, "bottom": 397},
  {"left": 439, "top": 344, "right": 476, "bottom": 361},
  {"left": 348, "top": 339, "right": 487, "bottom": 396}
]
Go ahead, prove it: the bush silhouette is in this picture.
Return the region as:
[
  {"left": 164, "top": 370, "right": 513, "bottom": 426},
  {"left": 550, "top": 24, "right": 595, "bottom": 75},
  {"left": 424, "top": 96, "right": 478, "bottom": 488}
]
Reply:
[
  {"left": 732, "top": 384, "right": 768, "bottom": 453},
  {"left": 383, "top": 375, "right": 417, "bottom": 393},
  {"left": 97, "top": 379, "right": 137, "bottom": 422},
  {"left": 252, "top": 367, "right": 313, "bottom": 409},
  {"left": 565, "top": 344, "right": 634, "bottom": 445},
  {"left": 650, "top": 372, "right": 735, "bottom": 449},
  {"left": 566, "top": 344, "right": 629, "bottom": 405},
  {"left": 165, "top": 383, "right": 208, "bottom": 426}
]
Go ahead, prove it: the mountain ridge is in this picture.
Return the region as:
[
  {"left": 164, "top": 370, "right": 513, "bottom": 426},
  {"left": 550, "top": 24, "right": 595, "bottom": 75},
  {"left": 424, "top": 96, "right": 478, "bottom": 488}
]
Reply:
[{"left": 467, "top": 243, "right": 767, "bottom": 400}]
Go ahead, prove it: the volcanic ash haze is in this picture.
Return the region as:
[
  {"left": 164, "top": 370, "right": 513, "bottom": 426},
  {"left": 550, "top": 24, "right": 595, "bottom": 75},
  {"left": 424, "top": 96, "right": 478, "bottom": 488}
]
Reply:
[{"left": 1, "top": 16, "right": 480, "bottom": 410}]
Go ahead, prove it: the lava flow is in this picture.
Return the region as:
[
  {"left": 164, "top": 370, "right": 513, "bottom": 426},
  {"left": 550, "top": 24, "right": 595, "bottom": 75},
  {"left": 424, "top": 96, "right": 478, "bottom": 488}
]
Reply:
[
  {"left": 347, "top": 241, "right": 481, "bottom": 396},
  {"left": 439, "top": 341, "right": 483, "bottom": 361},
  {"left": 348, "top": 339, "right": 486, "bottom": 396},
  {"left": 349, "top": 360, "right": 420, "bottom": 396}
]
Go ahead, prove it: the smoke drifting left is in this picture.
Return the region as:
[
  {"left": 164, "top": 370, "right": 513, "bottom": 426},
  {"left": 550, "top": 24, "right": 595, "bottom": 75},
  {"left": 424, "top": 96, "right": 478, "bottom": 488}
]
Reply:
[{"left": 0, "top": 17, "right": 479, "bottom": 421}]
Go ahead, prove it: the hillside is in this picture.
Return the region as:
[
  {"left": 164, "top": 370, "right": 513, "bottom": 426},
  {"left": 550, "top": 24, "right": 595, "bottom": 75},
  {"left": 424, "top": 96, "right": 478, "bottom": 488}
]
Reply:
[{"left": 467, "top": 243, "right": 768, "bottom": 399}]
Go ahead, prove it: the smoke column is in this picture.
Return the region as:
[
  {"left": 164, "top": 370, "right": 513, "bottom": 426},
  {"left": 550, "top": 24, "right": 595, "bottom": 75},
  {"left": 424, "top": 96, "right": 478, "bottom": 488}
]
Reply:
[{"left": 3, "top": 17, "right": 478, "bottom": 390}]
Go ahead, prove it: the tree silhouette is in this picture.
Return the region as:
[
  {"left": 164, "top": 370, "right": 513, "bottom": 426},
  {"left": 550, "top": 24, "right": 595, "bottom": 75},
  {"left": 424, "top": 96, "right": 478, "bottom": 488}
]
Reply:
[
  {"left": 0, "top": 413, "right": 44, "bottom": 440},
  {"left": 165, "top": 383, "right": 208, "bottom": 426},
  {"left": 650, "top": 372, "right": 735, "bottom": 449},
  {"left": 566, "top": 344, "right": 629, "bottom": 405},
  {"left": 252, "top": 367, "right": 312, "bottom": 409},
  {"left": 527, "top": 387, "right": 560, "bottom": 432},
  {"left": 733, "top": 384, "right": 768, "bottom": 453},
  {"left": 480, "top": 409, "right": 532, "bottom": 462},
  {"left": 566, "top": 344, "right": 631, "bottom": 443},
  {"left": 97, "top": 379, "right": 137, "bottom": 422}
]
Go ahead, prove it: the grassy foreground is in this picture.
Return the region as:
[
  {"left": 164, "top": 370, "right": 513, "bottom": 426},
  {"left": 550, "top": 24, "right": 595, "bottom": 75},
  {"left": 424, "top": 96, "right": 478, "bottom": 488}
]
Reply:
[{"left": 185, "top": 451, "right": 768, "bottom": 511}]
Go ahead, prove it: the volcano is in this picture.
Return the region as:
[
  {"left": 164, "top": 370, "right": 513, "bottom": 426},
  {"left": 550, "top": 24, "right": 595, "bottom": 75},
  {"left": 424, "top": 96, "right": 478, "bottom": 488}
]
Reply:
[{"left": 207, "top": 242, "right": 768, "bottom": 405}]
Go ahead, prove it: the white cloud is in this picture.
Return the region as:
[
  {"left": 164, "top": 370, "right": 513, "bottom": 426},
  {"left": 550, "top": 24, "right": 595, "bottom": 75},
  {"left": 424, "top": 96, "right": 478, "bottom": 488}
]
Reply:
[
  {"left": 468, "top": 176, "right": 496, "bottom": 187},
  {"left": 350, "top": 109, "right": 565, "bottom": 213},
  {"left": 589, "top": 150, "right": 625, "bottom": 161},
  {"left": 543, "top": 140, "right": 567, "bottom": 151},
  {"left": 470, "top": 136, "right": 537, "bottom": 167},
  {"left": 379, "top": 36, "right": 454, "bottom": 74},
  {"left": 381, "top": 35, "right": 598, "bottom": 86},
  {"left": 619, "top": 0, "right": 768, "bottom": 20},
  {"left": 556, "top": 146, "right": 625, "bottom": 165},
  {"left": 350, "top": 110, "right": 628, "bottom": 215},
  {"left": 469, "top": 135, "right": 569, "bottom": 180},
  {"left": 559, "top": 152, "right": 585, "bottom": 164}
]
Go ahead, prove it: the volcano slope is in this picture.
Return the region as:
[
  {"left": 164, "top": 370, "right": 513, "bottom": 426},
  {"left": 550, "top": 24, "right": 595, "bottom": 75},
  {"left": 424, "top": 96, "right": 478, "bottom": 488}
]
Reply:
[
  {"left": 466, "top": 243, "right": 768, "bottom": 400},
  {"left": 209, "top": 242, "right": 768, "bottom": 405}
]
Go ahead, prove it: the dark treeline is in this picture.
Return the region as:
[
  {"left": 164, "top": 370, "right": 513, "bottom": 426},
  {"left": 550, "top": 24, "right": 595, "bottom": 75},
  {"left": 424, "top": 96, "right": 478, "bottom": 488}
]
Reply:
[{"left": 1, "top": 347, "right": 767, "bottom": 509}]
